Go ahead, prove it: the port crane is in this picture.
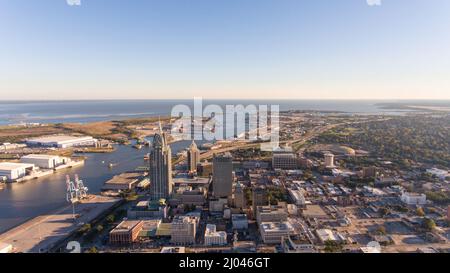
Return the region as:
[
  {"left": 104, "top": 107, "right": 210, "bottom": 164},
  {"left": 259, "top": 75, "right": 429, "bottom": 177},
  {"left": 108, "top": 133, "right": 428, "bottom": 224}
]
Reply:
[
  {"left": 66, "top": 175, "right": 78, "bottom": 203},
  {"left": 74, "top": 174, "right": 88, "bottom": 200},
  {"left": 65, "top": 174, "right": 89, "bottom": 221}
]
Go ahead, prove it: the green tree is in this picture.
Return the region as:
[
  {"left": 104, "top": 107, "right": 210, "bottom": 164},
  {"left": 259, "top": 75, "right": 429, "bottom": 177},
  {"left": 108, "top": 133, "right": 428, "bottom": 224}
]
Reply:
[
  {"left": 416, "top": 207, "right": 425, "bottom": 217},
  {"left": 86, "top": 247, "right": 98, "bottom": 253},
  {"left": 106, "top": 214, "right": 115, "bottom": 223},
  {"left": 96, "top": 225, "right": 104, "bottom": 233},
  {"left": 422, "top": 218, "right": 436, "bottom": 231},
  {"left": 376, "top": 226, "right": 386, "bottom": 235},
  {"left": 324, "top": 240, "right": 343, "bottom": 253}
]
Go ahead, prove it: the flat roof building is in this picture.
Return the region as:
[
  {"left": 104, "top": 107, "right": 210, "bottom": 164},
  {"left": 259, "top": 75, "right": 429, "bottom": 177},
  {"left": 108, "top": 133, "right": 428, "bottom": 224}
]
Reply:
[
  {"left": 232, "top": 214, "right": 249, "bottom": 230},
  {"left": 20, "top": 154, "right": 69, "bottom": 169},
  {"left": 102, "top": 173, "right": 141, "bottom": 191},
  {"left": 204, "top": 224, "right": 227, "bottom": 246},
  {"left": 171, "top": 216, "right": 197, "bottom": 245},
  {"left": 139, "top": 219, "right": 162, "bottom": 238},
  {"left": 26, "top": 135, "right": 97, "bottom": 148},
  {"left": 302, "top": 205, "right": 328, "bottom": 219},
  {"left": 281, "top": 235, "right": 316, "bottom": 253},
  {"left": 288, "top": 189, "right": 306, "bottom": 207},
  {"left": 127, "top": 199, "right": 168, "bottom": 219},
  {"left": 272, "top": 153, "right": 298, "bottom": 170},
  {"left": 0, "top": 162, "right": 35, "bottom": 181},
  {"left": 109, "top": 220, "right": 144, "bottom": 245},
  {"left": 161, "top": 247, "right": 186, "bottom": 253},
  {"left": 259, "top": 222, "right": 295, "bottom": 244},
  {"left": 256, "top": 203, "right": 288, "bottom": 226},
  {"left": 401, "top": 192, "right": 427, "bottom": 205},
  {"left": 316, "top": 229, "right": 345, "bottom": 244},
  {"left": 171, "top": 186, "right": 207, "bottom": 206}
]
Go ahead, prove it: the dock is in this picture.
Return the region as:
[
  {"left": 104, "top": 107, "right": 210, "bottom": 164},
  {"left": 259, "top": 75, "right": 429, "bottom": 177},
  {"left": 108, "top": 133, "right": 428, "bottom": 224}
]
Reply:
[{"left": 0, "top": 195, "right": 121, "bottom": 253}]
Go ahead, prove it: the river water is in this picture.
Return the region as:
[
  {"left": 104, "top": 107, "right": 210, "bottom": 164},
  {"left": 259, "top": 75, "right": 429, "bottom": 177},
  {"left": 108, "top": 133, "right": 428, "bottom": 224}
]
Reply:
[{"left": 0, "top": 140, "right": 193, "bottom": 234}]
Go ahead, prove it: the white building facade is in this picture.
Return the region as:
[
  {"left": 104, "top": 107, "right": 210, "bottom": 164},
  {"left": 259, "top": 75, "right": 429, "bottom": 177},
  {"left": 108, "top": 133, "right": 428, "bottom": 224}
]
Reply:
[
  {"left": 0, "top": 162, "right": 35, "bottom": 181},
  {"left": 20, "top": 154, "right": 69, "bottom": 169},
  {"left": 401, "top": 192, "right": 427, "bottom": 205},
  {"left": 204, "top": 224, "right": 227, "bottom": 246}
]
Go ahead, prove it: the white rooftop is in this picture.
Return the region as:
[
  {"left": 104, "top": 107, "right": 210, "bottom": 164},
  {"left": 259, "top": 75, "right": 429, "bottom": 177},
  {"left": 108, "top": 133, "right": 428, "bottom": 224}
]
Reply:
[
  {"left": 27, "top": 135, "right": 93, "bottom": 143},
  {"left": 260, "top": 222, "right": 294, "bottom": 232},
  {"left": 316, "top": 229, "right": 339, "bottom": 241},
  {"left": 21, "top": 154, "right": 61, "bottom": 159},
  {"left": 0, "top": 162, "right": 35, "bottom": 171}
]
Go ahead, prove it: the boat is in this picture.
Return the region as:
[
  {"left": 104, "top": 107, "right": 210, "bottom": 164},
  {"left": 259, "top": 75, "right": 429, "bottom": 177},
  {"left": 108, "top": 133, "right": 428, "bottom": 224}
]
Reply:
[{"left": 133, "top": 144, "right": 143, "bottom": 150}]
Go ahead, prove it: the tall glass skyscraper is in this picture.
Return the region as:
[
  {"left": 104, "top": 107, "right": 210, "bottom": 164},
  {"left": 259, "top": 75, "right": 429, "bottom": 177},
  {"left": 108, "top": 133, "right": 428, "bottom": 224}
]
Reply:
[
  {"left": 212, "top": 153, "right": 233, "bottom": 198},
  {"left": 149, "top": 124, "right": 172, "bottom": 200}
]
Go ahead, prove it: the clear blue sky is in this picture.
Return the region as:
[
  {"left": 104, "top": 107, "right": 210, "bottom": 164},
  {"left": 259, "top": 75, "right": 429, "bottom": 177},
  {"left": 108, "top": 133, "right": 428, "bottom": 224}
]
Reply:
[{"left": 1, "top": 0, "right": 449, "bottom": 100}]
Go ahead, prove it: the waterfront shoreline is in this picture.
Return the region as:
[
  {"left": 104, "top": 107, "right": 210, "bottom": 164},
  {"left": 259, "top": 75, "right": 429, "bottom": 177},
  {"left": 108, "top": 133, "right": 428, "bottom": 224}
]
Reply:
[{"left": 0, "top": 195, "right": 122, "bottom": 253}]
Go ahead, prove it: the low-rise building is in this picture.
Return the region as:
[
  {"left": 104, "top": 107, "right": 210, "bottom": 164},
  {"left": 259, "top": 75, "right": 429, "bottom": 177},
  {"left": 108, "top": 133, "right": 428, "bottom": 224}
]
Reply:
[
  {"left": 288, "top": 189, "right": 306, "bottom": 207},
  {"left": 204, "top": 224, "right": 227, "bottom": 246},
  {"left": 272, "top": 151, "right": 298, "bottom": 170},
  {"left": 302, "top": 205, "right": 328, "bottom": 219},
  {"left": 0, "top": 143, "right": 26, "bottom": 151},
  {"left": 256, "top": 203, "right": 288, "bottom": 226},
  {"left": 426, "top": 168, "right": 449, "bottom": 180},
  {"left": 259, "top": 222, "right": 295, "bottom": 244},
  {"left": 315, "top": 229, "right": 345, "bottom": 244},
  {"left": 139, "top": 219, "right": 162, "bottom": 238},
  {"left": 0, "top": 162, "right": 35, "bottom": 181},
  {"left": 280, "top": 235, "right": 316, "bottom": 253},
  {"left": 102, "top": 172, "right": 141, "bottom": 191},
  {"left": 172, "top": 186, "right": 206, "bottom": 206},
  {"left": 20, "top": 154, "right": 69, "bottom": 169},
  {"left": 161, "top": 247, "right": 185, "bottom": 253},
  {"left": 26, "top": 135, "right": 97, "bottom": 148},
  {"left": 232, "top": 214, "right": 249, "bottom": 230},
  {"left": 171, "top": 215, "right": 197, "bottom": 245},
  {"left": 401, "top": 192, "right": 427, "bottom": 205},
  {"left": 209, "top": 197, "right": 229, "bottom": 213},
  {"left": 109, "top": 220, "right": 144, "bottom": 245},
  {"left": 127, "top": 199, "right": 168, "bottom": 219}
]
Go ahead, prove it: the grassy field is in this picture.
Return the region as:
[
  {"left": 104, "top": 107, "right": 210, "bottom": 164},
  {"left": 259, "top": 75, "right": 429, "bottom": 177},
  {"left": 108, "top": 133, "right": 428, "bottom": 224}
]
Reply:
[
  {"left": 0, "top": 125, "right": 70, "bottom": 143},
  {"left": 0, "top": 116, "right": 172, "bottom": 144}
]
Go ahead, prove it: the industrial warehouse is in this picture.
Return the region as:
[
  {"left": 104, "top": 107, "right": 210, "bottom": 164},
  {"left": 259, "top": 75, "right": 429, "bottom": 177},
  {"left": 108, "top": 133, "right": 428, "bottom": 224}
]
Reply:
[
  {"left": 26, "top": 135, "right": 97, "bottom": 148},
  {"left": 20, "top": 154, "right": 70, "bottom": 169},
  {"left": 0, "top": 154, "right": 84, "bottom": 183}
]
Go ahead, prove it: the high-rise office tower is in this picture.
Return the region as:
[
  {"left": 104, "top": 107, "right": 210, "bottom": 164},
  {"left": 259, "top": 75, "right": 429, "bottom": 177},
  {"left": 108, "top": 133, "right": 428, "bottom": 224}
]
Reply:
[
  {"left": 324, "top": 153, "right": 335, "bottom": 168},
  {"left": 233, "top": 181, "right": 245, "bottom": 209},
  {"left": 212, "top": 153, "right": 233, "bottom": 198},
  {"left": 149, "top": 123, "right": 172, "bottom": 200},
  {"left": 187, "top": 140, "right": 200, "bottom": 173},
  {"left": 252, "top": 186, "right": 268, "bottom": 218}
]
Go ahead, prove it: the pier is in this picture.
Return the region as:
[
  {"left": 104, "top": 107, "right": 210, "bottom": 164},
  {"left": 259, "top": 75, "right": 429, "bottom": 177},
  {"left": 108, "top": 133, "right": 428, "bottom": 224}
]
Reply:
[{"left": 0, "top": 195, "right": 121, "bottom": 253}]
